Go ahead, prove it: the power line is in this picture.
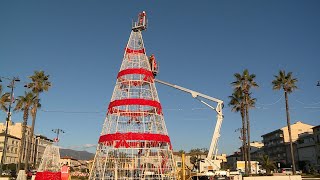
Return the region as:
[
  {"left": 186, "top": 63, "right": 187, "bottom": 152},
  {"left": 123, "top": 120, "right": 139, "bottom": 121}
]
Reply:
[
  {"left": 295, "top": 99, "right": 320, "bottom": 106},
  {"left": 256, "top": 94, "right": 284, "bottom": 106},
  {"left": 40, "top": 109, "right": 104, "bottom": 114}
]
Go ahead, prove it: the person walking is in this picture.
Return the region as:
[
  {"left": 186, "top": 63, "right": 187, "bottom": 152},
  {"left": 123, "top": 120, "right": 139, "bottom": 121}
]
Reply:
[{"left": 61, "top": 163, "right": 70, "bottom": 180}]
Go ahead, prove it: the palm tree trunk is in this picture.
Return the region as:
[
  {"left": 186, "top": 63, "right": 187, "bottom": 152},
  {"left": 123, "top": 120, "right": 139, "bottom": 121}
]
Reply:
[
  {"left": 245, "top": 103, "right": 251, "bottom": 175},
  {"left": 285, "top": 91, "right": 296, "bottom": 174},
  {"left": 24, "top": 96, "right": 38, "bottom": 170},
  {"left": 18, "top": 109, "right": 29, "bottom": 171},
  {"left": 241, "top": 110, "right": 247, "bottom": 174}
]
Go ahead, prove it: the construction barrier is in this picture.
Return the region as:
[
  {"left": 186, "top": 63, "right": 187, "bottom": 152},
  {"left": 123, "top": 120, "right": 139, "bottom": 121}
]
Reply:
[{"left": 35, "top": 171, "right": 61, "bottom": 180}]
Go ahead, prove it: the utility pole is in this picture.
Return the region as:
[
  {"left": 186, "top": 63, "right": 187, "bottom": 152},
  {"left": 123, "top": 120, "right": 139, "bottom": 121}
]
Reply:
[
  {"left": 52, "top": 129, "right": 65, "bottom": 146},
  {"left": 0, "top": 77, "right": 20, "bottom": 175}
]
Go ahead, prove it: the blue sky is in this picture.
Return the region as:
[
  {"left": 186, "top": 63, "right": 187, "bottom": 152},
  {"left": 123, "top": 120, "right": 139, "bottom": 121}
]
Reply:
[{"left": 0, "top": 1, "right": 319, "bottom": 155}]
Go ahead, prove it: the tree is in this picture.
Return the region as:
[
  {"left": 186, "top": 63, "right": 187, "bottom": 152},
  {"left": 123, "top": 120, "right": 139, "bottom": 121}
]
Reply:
[
  {"left": 189, "top": 148, "right": 203, "bottom": 172},
  {"left": 178, "top": 150, "right": 186, "bottom": 156},
  {"left": 14, "top": 91, "right": 38, "bottom": 171},
  {"left": 23, "top": 98, "right": 41, "bottom": 170},
  {"left": 260, "top": 155, "right": 276, "bottom": 174},
  {"left": 0, "top": 84, "right": 10, "bottom": 113},
  {"left": 25, "top": 70, "right": 51, "bottom": 168},
  {"left": 0, "top": 92, "right": 10, "bottom": 113},
  {"left": 272, "top": 70, "right": 298, "bottom": 174},
  {"left": 229, "top": 91, "right": 247, "bottom": 166},
  {"left": 231, "top": 69, "right": 258, "bottom": 175}
]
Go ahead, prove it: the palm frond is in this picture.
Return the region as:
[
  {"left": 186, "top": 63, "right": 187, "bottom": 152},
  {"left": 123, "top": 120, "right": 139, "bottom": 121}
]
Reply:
[
  {"left": 28, "top": 70, "right": 52, "bottom": 94},
  {"left": 272, "top": 70, "right": 298, "bottom": 93}
]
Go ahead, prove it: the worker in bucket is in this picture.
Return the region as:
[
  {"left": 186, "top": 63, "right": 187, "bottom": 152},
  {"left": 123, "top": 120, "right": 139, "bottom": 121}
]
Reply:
[
  {"left": 138, "top": 11, "right": 146, "bottom": 26},
  {"left": 149, "top": 54, "right": 158, "bottom": 76},
  {"left": 61, "top": 162, "right": 71, "bottom": 180}
]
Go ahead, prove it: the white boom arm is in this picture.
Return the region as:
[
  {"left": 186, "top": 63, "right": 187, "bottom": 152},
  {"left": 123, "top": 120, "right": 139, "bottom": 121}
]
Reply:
[{"left": 155, "top": 79, "right": 224, "bottom": 160}]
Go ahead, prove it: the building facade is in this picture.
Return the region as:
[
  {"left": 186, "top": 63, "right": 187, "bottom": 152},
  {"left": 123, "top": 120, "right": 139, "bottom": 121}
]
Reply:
[
  {"left": 0, "top": 120, "right": 53, "bottom": 167},
  {"left": 261, "top": 121, "right": 314, "bottom": 168},
  {"left": 312, "top": 125, "right": 320, "bottom": 172},
  {"left": 296, "top": 132, "right": 316, "bottom": 171},
  {"left": 226, "top": 152, "right": 241, "bottom": 170},
  {"left": 0, "top": 133, "right": 20, "bottom": 164}
]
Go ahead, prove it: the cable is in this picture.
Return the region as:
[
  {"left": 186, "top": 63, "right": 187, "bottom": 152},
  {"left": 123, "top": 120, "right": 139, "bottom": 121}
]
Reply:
[
  {"left": 295, "top": 99, "right": 320, "bottom": 106},
  {"left": 256, "top": 94, "right": 284, "bottom": 106},
  {"left": 40, "top": 109, "right": 104, "bottom": 114}
]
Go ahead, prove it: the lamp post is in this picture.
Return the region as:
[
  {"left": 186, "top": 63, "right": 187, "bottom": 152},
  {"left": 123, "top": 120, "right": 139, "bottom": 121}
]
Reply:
[
  {"left": 0, "top": 77, "right": 20, "bottom": 175},
  {"left": 52, "top": 128, "right": 65, "bottom": 146}
]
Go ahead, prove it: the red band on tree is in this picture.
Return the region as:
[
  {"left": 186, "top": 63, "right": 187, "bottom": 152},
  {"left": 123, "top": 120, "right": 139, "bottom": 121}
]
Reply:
[
  {"left": 108, "top": 108, "right": 155, "bottom": 117},
  {"left": 125, "top": 48, "right": 145, "bottom": 54},
  {"left": 98, "top": 132, "right": 172, "bottom": 149},
  {"left": 117, "top": 68, "right": 154, "bottom": 82},
  {"left": 108, "top": 98, "right": 162, "bottom": 115}
]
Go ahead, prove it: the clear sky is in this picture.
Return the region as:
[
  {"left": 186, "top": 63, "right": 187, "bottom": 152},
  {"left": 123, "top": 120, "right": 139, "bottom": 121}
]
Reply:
[{"left": 0, "top": 1, "right": 319, "bottom": 155}]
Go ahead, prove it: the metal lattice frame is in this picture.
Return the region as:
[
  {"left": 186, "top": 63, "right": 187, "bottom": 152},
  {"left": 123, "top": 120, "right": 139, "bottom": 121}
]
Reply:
[
  {"left": 37, "top": 145, "right": 61, "bottom": 172},
  {"left": 89, "top": 30, "right": 176, "bottom": 180}
]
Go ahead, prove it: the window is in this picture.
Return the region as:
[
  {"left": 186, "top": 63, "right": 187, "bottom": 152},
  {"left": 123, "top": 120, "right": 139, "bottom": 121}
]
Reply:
[{"left": 176, "top": 161, "right": 182, "bottom": 168}]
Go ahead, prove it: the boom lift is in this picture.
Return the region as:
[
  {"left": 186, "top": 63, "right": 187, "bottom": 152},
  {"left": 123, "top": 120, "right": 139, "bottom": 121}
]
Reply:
[{"left": 155, "top": 79, "right": 224, "bottom": 177}]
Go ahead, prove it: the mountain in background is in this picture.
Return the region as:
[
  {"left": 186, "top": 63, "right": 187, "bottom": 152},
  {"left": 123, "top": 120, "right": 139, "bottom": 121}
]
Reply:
[{"left": 60, "top": 148, "right": 95, "bottom": 160}]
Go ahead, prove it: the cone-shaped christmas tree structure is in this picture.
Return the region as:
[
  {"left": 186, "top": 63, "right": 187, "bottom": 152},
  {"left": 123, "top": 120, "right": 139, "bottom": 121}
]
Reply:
[{"left": 89, "top": 12, "right": 176, "bottom": 180}]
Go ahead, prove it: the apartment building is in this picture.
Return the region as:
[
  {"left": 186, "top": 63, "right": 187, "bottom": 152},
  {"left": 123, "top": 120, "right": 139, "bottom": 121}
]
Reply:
[
  {"left": 247, "top": 142, "right": 264, "bottom": 162},
  {"left": 0, "top": 133, "right": 20, "bottom": 164},
  {"left": 0, "top": 119, "right": 53, "bottom": 167},
  {"left": 296, "top": 132, "right": 316, "bottom": 169},
  {"left": 226, "top": 152, "right": 241, "bottom": 170},
  {"left": 312, "top": 125, "right": 320, "bottom": 171},
  {"left": 261, "top": 121, "right": 314, "bottom": 168},
  {"left": 236, "top": 141, "right": 264, "bottom": 161}
]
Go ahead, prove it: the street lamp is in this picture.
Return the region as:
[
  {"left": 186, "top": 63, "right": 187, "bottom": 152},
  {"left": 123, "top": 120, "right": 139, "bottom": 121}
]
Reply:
[
  {"left": 52, "top": 128, "right": 65, "bottom": 146},
  {"left": 0, "top": 77, "right": 20, "bottom": 175}
]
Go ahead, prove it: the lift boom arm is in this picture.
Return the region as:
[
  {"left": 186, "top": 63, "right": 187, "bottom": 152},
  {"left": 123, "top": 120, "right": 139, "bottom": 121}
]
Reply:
[{"left": 155, "top": 79, "right": 224, "bottom": 160}]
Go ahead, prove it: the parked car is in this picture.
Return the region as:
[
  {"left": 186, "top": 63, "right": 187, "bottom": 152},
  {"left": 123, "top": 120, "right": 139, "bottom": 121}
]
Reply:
[
  {"left": 281, "top": 168, "right": 302, "bottom": 175},
  {"left": 1, "top": 170, "right": 11, "bottom": 176},
  {"left": 295, "top": 170, "right": 302, "bottom": 175},
  {"left": 281, "top": 168, "right": 293, "bottom": 175},
  {"left": 258, "top": 169, "right": 267, "bottom": 174}
]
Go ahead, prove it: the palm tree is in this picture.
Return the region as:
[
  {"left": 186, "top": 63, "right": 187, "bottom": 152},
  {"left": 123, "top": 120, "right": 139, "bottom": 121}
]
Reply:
[
  {"left": 260, "top": 155, "right": 276, "bottom": 174},
  {"left": 232, "top": 69, "right": 258, "bottom": 175},
  {"left": 229, "top": 91, "right": 247, "bottom": 167},
  {"left": 272, "top": 70, "right": 298, "bottom": 174},
  {"left": 229, "top": 90, "right": 257, "bottom": 173},
  {"left": 14, "top": 91, "right": 38, "bottom": 171},
  {"left": 178, "top": 150, "right": 186, "bottom": 156},
  {"left": 24, "top": 98, "right": 41, "bottom": 170},
  {"left": 0, "top": 92, "right": 10, "bottom": 113},
  {"left": 25, "top": 70, "right": 51, "bottom": 168}
]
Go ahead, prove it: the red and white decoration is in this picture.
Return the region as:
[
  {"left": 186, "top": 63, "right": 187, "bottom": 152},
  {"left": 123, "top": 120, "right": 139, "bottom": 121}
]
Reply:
[{"left": 89, "top": 12, "right": 176, "bottom": 180}]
